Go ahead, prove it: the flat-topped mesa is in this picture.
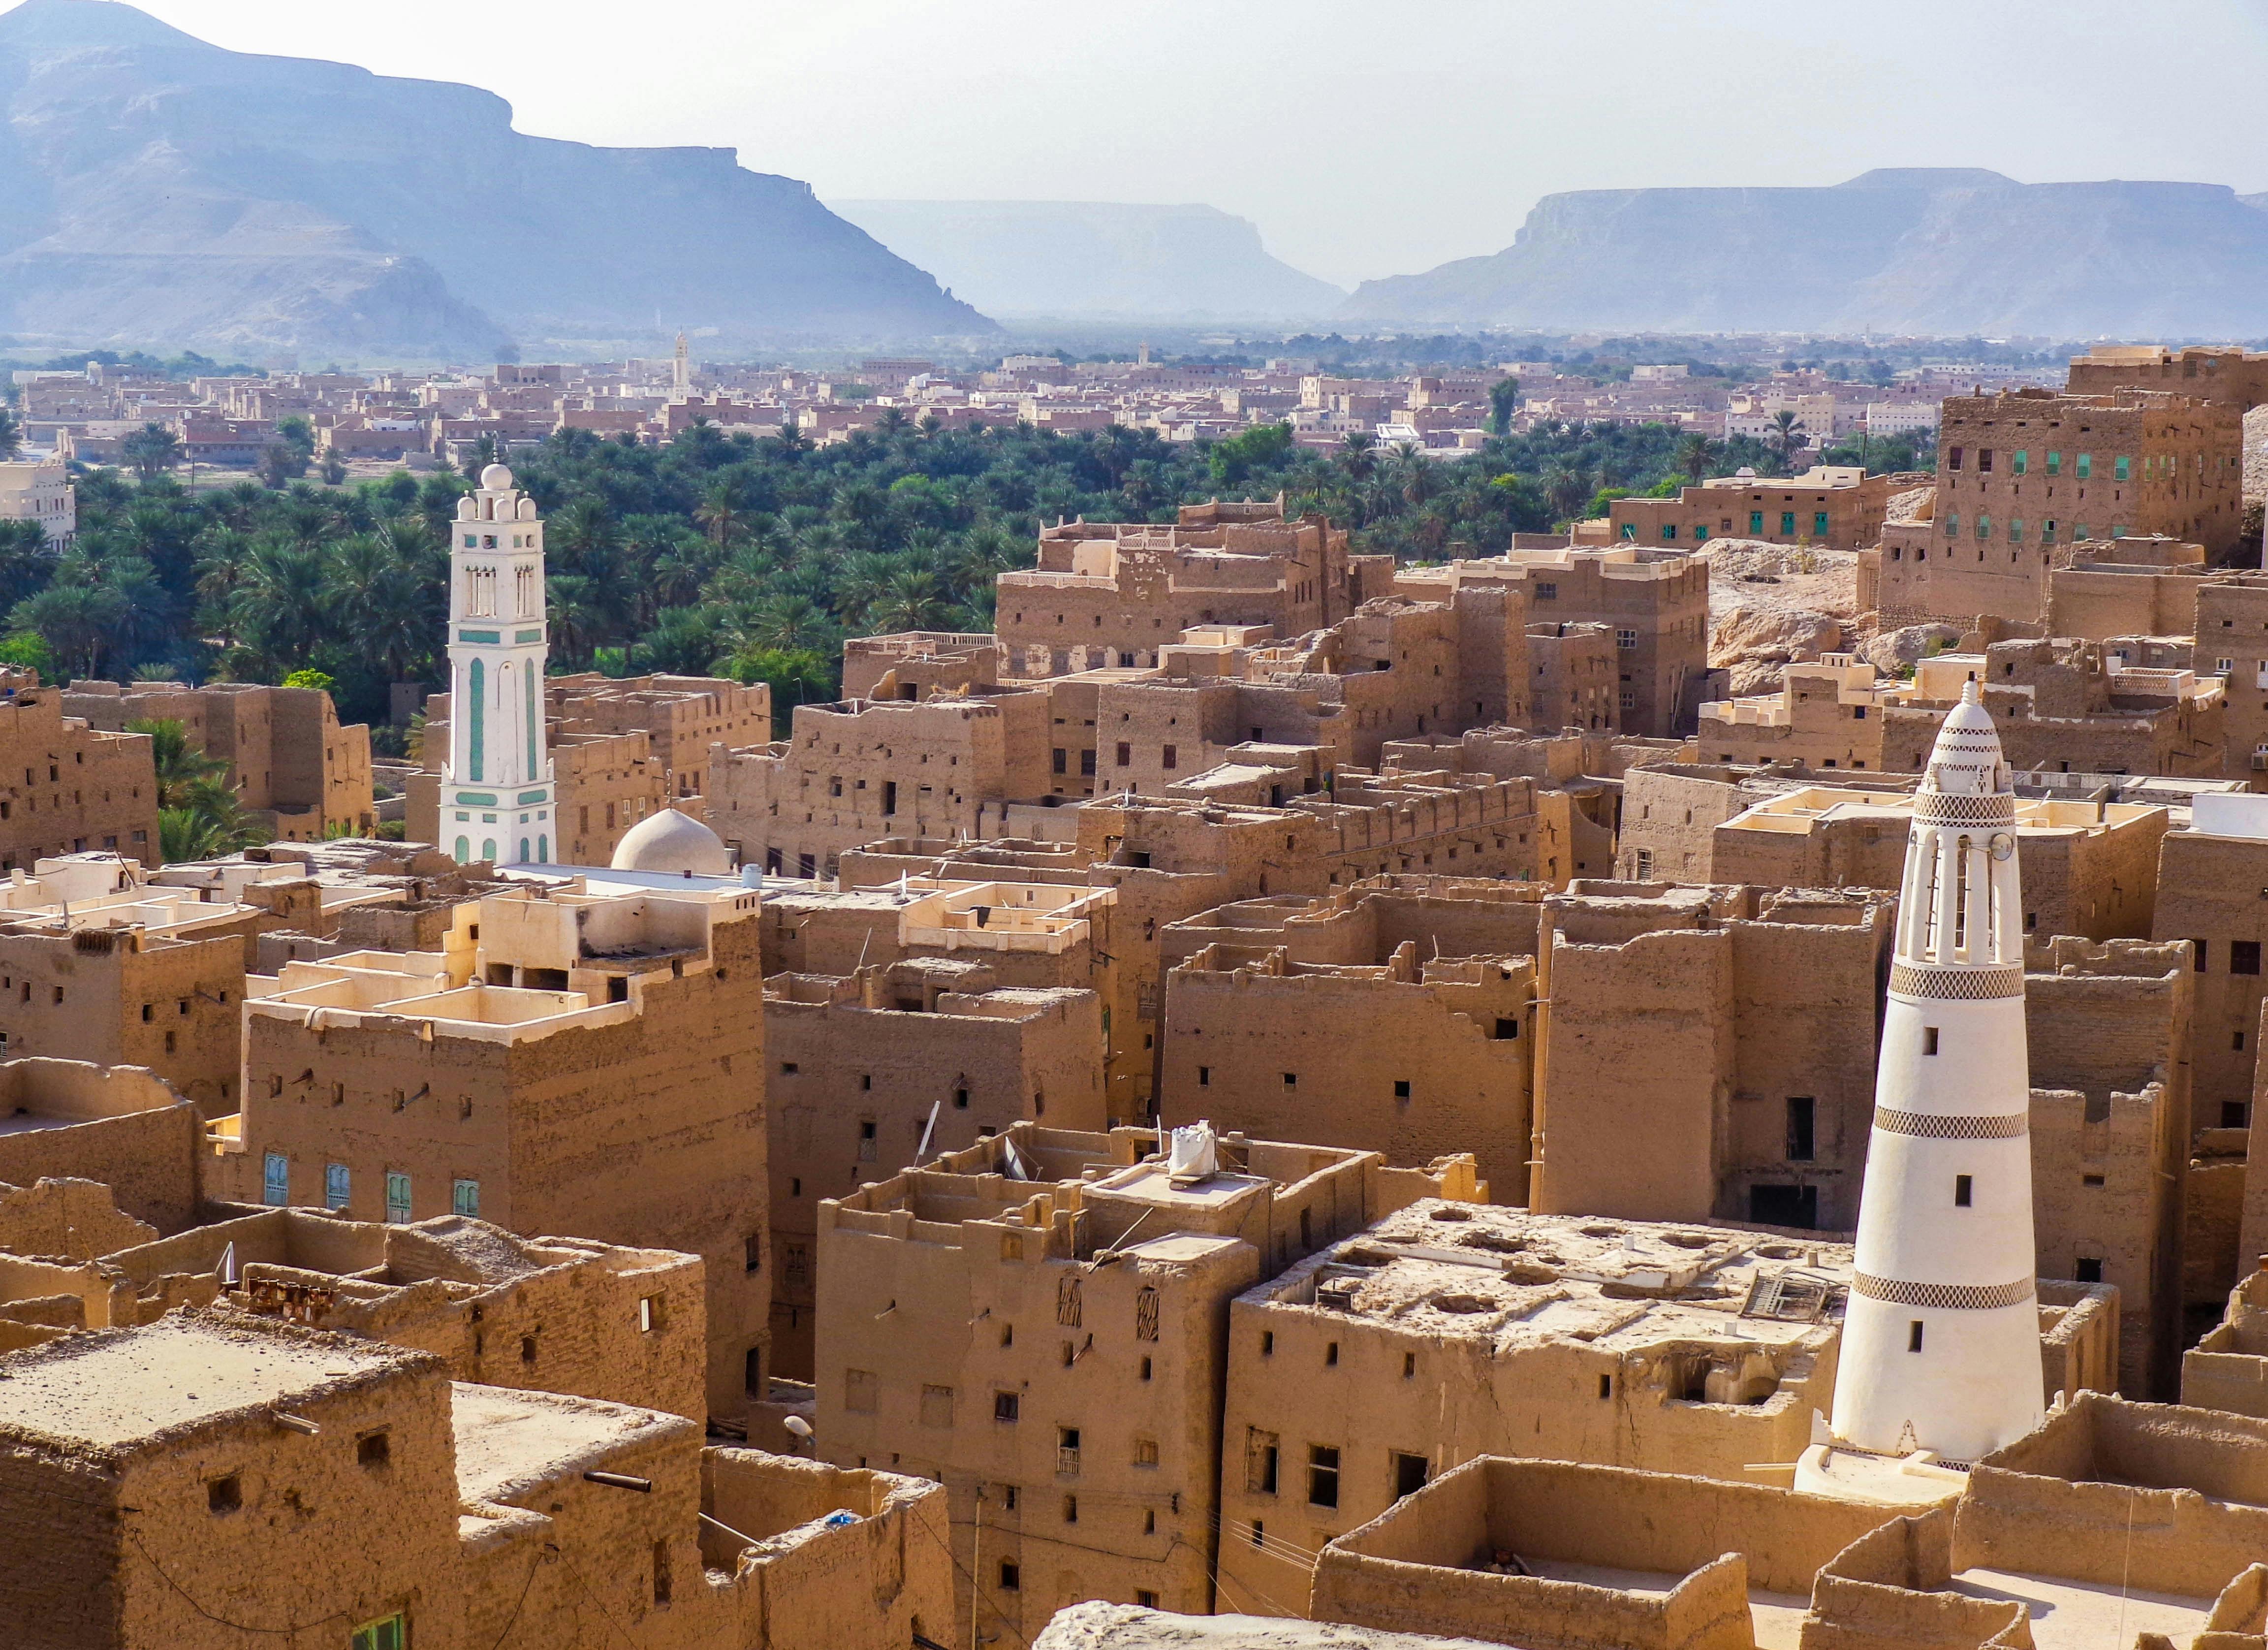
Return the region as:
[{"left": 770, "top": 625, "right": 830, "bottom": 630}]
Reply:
[{"left": 1802, "top": 681, "right": 2044, "bottom": 1503}]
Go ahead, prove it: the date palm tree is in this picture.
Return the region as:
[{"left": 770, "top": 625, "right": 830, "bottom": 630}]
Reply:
[
  {"left": 127, "top": 717, "right": 229, "bottom": 807},
  {"left": 1770, "top": 410, "right": 1805, "bottom": 468}
]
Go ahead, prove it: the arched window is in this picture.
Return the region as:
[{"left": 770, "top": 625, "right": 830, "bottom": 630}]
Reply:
[
  {"left": 537, "top": 833, "right": 548, "bottom": 863},
  {"left": 454, "top": 835, "right": 470, "bottom": 863},
  {"left": 481, "top": 837, "right": 497, "bottom": 863}
]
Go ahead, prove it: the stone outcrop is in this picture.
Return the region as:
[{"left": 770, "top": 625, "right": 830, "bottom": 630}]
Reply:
[
  {"left": 0, "top": 0, "right": 993, "bottom": 357},
  {"left": 1346, "top": 167, "right": 2268, "bottom": 335}
]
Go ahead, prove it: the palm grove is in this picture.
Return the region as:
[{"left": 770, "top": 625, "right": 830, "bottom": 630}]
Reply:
[{"left": 0, "top": 407, "right": 1920, "bottom": 854}]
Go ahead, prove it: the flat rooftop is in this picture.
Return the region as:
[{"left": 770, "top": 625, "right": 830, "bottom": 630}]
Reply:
[
  {"left": 0, "top": 1315, "right": 407, "bottom": 1448},
  {"left": 1725, "top": 786, "right": 2159, "bottom": 837},
  {"left": 1949, "top": 1567, "right": 2209, "bottom": 1649},
  {"left": 1502, "top": 1557, "right": 1811, "bottom": 1650},
  {"left": 451, "top": 1383, "right": 690, "bottom": 1506},
  {"left": 1264, "top": 1201, "right": 1851, "bottom": 1356}
]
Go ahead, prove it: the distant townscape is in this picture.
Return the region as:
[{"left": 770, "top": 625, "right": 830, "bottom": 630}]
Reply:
[
  {"left": 5, "top": 331, "right": 2268, "bottom": 1649},
  {"left": 13, "top": 0, "right": 2268, "bottom": 1645}
]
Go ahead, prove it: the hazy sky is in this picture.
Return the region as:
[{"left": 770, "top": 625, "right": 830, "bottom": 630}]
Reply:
[{"left": 63, "top": 0, "right": 2268, "bottom": 288}]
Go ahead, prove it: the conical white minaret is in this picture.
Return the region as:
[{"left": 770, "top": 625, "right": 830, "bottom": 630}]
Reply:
[
  {"left": 1800, "top": 681, "right": 2041, "bottom": 1500},
  {"left": 440, "top": 464, "right": 554, "bottom": 866}
]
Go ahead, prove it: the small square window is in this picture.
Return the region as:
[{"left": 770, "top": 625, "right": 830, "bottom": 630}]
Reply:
[
  {"left": 357, "top": 1430, "right": 390, "bottom": 1469},
  {"left": 208, "top": 1474, "right": 241, "bottom": 1513},
  {"left": 1392, "top": 1079, "right": 1410, "bottom": 1099},
  {"left": 2076, "top": 1257, "right": 2104, "bottom": 1283}
]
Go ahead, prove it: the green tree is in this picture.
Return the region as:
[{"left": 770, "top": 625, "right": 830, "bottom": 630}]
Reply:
[
  {"left": 127, "top": 717, "right": 229, "bottom": 807},
  {"left": 0, "top": 409, "right": 22, "bottom": 461},
  {"left": 1208, "top": 423, "right": 1294, "bottom": 487},
  {"left": 1487, "top": 377, "right": 1520, "bottom": 438},
  {"left": 259, "top": 441, "right": 305, "bottom": 490},
  {"left": 724, "top": 646, "right": 835, "bottom": 735},
  {"left": 1769, "top": 410, "right": 1805, "bottom": 468},
  {"left": 11, "top": 584, "right": 123, "bottom": 679},
  {"left": 122, "top": 422, "right": 183, "bottom": 483},
  {"left": 1674, "top": 434, "right": 1717, "bottom": 483},
  {"left": 158, "top": 777, "right": 269, "bottom": 862}
]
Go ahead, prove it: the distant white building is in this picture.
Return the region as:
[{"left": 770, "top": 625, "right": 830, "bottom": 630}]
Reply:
[
  {"left": 0, "top": 460, "right": 74, "bottom": 548},
  {"left": 1865, "top": 401, "right": 1940, "bottom": 438}
]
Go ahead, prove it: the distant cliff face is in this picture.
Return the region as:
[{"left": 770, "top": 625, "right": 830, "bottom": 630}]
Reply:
[
  {"left": 1344, "top": 169, "right": 2268, "bottom": 338},
  {"left": 0, "top": 0, "right": 994, "bottom": 359},
  {"left": 829, "top": 200, "right": 1345, "bottom": 323}
]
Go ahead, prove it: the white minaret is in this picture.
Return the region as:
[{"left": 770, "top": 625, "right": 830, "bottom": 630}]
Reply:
[
  {"left": 1800, "top": 681, "right": 2042, "bottom": 1502},
  {"left": 440, "top": 464, "right": 554, "bottom": 866},
  {"left": 673, "top": 331, "right": 691, "bottom": 396}
]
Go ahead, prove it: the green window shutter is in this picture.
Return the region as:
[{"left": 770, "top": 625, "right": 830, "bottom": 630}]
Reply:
[
  {"left": 1977, "top": 514, "right": 1992, "bottom": 539},
  {"left": 467, "top": 657, "right": 485, "bottom": 783},
  {"left": 1749, "top": 511, "right": 1764, "bottom": 534},
  {"left": 1813, "top": 511, "right": 1829, "bottom": 537},
  {"left": 2115, "top": 456, "right": 2130, "bottom": 481},
  {"left": 1780, "top": 511, "right": 1796, "bottom": 535},
  {"left": 2077, "top": 453, "right": 2092, "bottom": 479},
  {"left": 2011, "top": 450, "right": 2027, "bottom": 476},
  {"left": 2046, "top": 451, "right": 2061, "bottom": 476}
]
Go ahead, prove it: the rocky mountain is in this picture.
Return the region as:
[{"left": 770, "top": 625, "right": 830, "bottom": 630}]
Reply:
[
  {"left": 0, "top": 0, "right": 993, "bottom": 360},
  {"left": 830, "top": 200, "right": 1344, "bottom": 323},
  {"left": 1344, "top": 169, "right": 2268, "bottom": 338}
]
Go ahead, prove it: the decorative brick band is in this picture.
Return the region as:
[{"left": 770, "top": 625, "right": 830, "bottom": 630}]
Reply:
[
  {"left": 1889, "top": 962, "right": 2024, "bottom": 1000},
  {"left": 1852, "top": 1271, "right": 2035, "bottom": 1311},
  {"left": 1872, "top": 1107, "right": 2029, "bottom": 1141},
  {"left": 1914, "top": 791, "right": 2016, "bottom": 827}
]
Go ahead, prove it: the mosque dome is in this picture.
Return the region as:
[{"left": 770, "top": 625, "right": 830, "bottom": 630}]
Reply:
[
  {"left": 609, "top": 807, "right": 732, "bottom": 876},
  {"left": 480, "top": 463, "right": 514, "bottom": 492}
]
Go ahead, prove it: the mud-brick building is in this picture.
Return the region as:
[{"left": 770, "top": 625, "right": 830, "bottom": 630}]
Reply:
[
  {"left": 997, "top": 499, "right": 1364, "bottom": 679},
  {"left": 764, "top": 956, "right": 1106, "bottom": 1378},
  {"left": 815, "top": 1122, "right": 1479, "bottom": 1645},
  {"left": 1392, "top": 548, "right": 1710, "bottom": 738},
  {"left": 64, "top": 678, "right": 375, "bottom": 842},
  {"left": 0, "top": 1057, "right": 202, "bottom": 1239},
  {"left": 1535, "top": 882, "right": 1893, "bottom": 1233},
  {"left": 2024, "top": 936, "right": 2196, "bottom": 1398},
  {"left": 0, "top": 1311, "right": 953, "bottom": 1650},
  {"left": 0, "top": 1207, "right": 710, "bottom": 1423},
  {"left": 2152, "top": 794, "right": 2268, "bottom": 1131},
  {"left": 0, "top": 855, "right": 260, "bottom": 1116},
  {"left": 0, "top": 682, "right": 158, "bottom": 869},
  {"left": 222, "top": 877, "right": 769, "bottom": 1420},
  {"left": 1215, "top": 1200, "right": 2118, "bottom": 1618},
  {"left": 1158, "top": 877, "right": 1543, "bottom": 1202}
]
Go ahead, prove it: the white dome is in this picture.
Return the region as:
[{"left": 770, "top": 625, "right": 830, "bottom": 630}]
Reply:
[
  {"left": 610, "top": 807, "right": 731, "bottom": 876},
  {"left": 480, "top": 463, "right": 515, "bottom": 492}
]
